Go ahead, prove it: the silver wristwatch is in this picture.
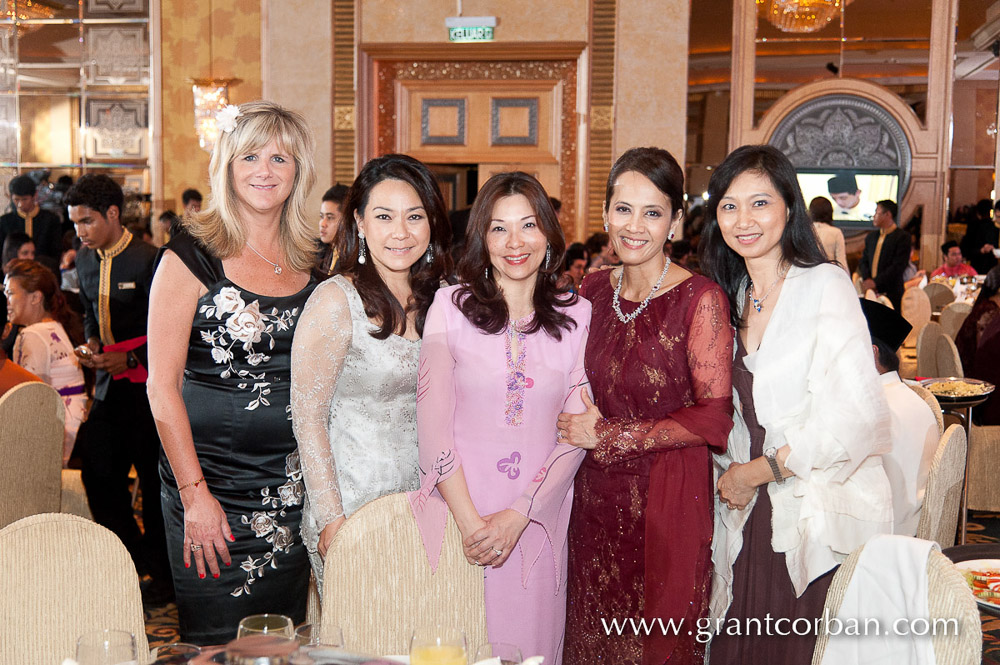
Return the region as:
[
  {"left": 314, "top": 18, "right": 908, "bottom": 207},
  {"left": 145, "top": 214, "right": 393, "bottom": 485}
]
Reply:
[{"left": 763, "top": 446, "right": 784, "bottom": 485}]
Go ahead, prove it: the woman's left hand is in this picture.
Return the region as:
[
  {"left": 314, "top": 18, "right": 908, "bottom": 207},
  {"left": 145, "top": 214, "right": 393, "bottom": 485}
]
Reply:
[
  {"left": 717, "top": 461, "right": 757, "bottom": 510},
  {"left": 464, "top": 509, "right": 529, "bottom": 568},
  {"left": 556, "top": 388, "right": 602, "bottom": 449}
]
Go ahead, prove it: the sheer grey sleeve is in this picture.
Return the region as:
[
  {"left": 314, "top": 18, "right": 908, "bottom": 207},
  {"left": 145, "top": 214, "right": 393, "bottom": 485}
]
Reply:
[{"left": 291, "top": 279, "right": 353, "bottom": 534}]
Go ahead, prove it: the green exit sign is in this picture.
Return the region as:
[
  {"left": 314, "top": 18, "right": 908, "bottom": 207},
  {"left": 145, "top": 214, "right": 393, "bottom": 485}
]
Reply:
[{"left": 449, "top": 25, "right": 494, "bottom": 42}]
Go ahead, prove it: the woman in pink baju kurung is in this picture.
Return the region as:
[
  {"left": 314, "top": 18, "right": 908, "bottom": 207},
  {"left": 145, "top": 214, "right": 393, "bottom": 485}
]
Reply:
[{"left": 410, "top": 172, "right": 590, "bottom": 664}]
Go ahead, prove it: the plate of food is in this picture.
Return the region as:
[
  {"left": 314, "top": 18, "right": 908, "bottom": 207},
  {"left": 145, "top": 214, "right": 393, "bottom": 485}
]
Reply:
[
  {"left": 954, "top": 559, "right": 1000, "bottom": 611},
  {"left": 919, "top": 377, "right": 995, "bottom": 402}
]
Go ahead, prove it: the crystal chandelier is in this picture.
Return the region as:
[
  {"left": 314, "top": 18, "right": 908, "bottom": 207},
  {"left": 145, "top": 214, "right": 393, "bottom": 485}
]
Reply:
[
  {"left": 756, "top": 0, "right": 852, "bottom": 34},
  {"left": 191, "top": 78, "right": 238, "bottom": 153}
]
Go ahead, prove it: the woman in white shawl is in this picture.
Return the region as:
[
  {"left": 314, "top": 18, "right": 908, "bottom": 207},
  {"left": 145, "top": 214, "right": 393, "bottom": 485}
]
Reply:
[{"left": 699, "top": 145, "right": 893, "bottom": 663}]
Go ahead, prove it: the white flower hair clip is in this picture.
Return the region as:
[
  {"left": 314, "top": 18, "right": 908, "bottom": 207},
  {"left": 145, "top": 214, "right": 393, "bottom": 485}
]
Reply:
[{"left": 216, "top": 104, "right": 242, "bottom": 133}]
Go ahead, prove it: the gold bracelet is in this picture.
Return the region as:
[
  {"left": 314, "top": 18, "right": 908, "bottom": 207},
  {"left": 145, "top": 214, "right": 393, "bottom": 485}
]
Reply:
[{"left": 177, "top": 476, "right": 205, "bottom": 492}]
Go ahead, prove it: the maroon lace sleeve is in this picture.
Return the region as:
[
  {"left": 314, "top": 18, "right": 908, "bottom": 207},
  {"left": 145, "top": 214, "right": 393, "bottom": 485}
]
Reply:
[{"left": 591, "top": 285, "right": 733, "bottom": 467}]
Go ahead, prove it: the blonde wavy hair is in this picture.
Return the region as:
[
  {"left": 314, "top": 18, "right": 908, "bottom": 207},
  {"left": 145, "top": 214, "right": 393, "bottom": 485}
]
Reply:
[{"left": 184, "top": 100, "right": 317, "bottom": 272}]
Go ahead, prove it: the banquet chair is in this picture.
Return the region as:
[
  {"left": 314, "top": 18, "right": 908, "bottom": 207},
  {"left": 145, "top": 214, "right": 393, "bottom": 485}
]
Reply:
[
  {"left": 916, "top": 321, "right": 943, "bottom": 377},
  {"left": 915, "top": 424, "right": 967, "bottom": 548},
  {"left": 935, "top": 334, "right": 964, "bottom": 379},
  {"left": 0, "top": 381, "right": 65, "bottom": 529},
  {"left": 321, "top": 492, "right": 488, "bottom": 656},
  {"left": 0, "top": 513, "right": 151, "bottom": 664},
  {"left": 811, "top": 540, "right": 980, "bottom": 664},
  {"left": 906, "top": 382, "right": 944, "bottom": 436},
  {"left": 966, "top": 424, "right": 1000, "bottom": 512},
  {"left": 900, "top": 286, "right": 932, "bottom": 348},
  {"left": 924, "top": 281, "right": 956, "bottom": 313},
  {"left": 60, "top": 468, "right": 93, "bottom": 519},
  {"left": 939, "top": 301, "right": 972, "bottom": 340}
]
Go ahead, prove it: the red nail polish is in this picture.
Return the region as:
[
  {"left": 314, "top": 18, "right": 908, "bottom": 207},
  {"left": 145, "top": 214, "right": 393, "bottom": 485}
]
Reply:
[
  {"left": 213, "top": 573, "right": 219, "bottom": 579},
  {"left": 199, "top": 573, "right": 205, "bottom": 579},
  {"left": 185, "top": 562, "right": 190, "bottom": 568},
  {"left": 230, "top": 535, "right": 235, "bottom": 542},
  {"left": 225, "top": 561, "right": 231, "bottom": 566}
]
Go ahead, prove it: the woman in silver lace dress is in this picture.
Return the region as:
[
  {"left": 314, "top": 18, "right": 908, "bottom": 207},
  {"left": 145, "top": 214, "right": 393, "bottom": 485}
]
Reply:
[{"left": 291, "top": 154, "right": 452, "bottom": 586}]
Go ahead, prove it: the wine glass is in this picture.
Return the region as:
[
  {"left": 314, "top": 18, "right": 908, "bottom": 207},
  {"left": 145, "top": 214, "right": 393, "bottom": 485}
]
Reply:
[
  {"left": 151, "top": 643, "right": 200, "bottom": 663},
  {"left": 473, "top": 643, "right": 523, "bottom": 665},
  {"left": 409, "top": 626, "right": 466, "bottom": 665},
  {"left": 236, "top": 613, "right": 294, "bottom": 640},
  {"left": 293, "top": 623, "right": 343, "bottom": 648},
  {"left": 75, "top": 629, "right": 138, "bottom": 665}
]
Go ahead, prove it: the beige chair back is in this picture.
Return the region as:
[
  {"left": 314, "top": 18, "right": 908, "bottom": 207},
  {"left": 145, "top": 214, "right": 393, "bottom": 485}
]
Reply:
[
  {"left": 966, "top": 424, "right": 1000, "bottom": 512},
  {"left": 934, "top": 335, "right": 964, "bottom": 379},
  {"left": 907, "top": 382, "right": 944, "bottom": 436},
  {"left": 915, "top": 424, "right": 967, "bottom": 548},
  {"left": 924, "top": 281, "right": 956, "bottom": 312},
  {"left": 812, "top": 546, "right": 980, "bottom": 664},
  {"left": 60, "top": 469, "right": 93, "bottom": 520},
  {"left": 0, "top": 513, "right": 149, "bottom": 663},
  {"left": 939, "top": 301, "right": 972, "bottom": 340},
  {"left": 852, "top": 273, "right": 864, "bottom": 295},
  {"left": 900, "top": 287, "right": 931, "bottom": 348},
  {"left": 321, "top": 493, "right": 488, "bottom": 655},
  {"left": 916, "top": 321, "right": 943, "bottom": 377},
  {"left": 0, "top": 382, "right": 65, "bottom": 528}
]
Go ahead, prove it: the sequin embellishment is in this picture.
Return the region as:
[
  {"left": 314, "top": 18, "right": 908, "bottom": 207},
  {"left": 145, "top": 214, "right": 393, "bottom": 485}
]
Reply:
[{"left": 503, "top": 315, "right": 531, "bottom": 427}]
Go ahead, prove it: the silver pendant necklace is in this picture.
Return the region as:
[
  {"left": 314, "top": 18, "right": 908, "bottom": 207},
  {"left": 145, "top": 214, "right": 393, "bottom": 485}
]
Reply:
[
  {"left": 612, "top": 256, "right": 672, "bottom": 324},
  {"left": 246, "top": 241, "right": 283, "bottom": 275},
  {"left": 747, "top": 265, "right": 788, "bottom": 313}
]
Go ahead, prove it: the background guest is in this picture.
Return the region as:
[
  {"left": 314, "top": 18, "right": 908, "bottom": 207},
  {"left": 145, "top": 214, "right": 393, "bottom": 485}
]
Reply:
[
  {"left": 411, "top": 171, "right": 588, "bottom": 665},
  {"left": 292, "top": 154, "right": 451, "bottom": 591},
  {"left": 0, "top": 174, "right": 63, "bottom": 264},
  {"left": 4, "top": 259, "right": 87, "bottom": 465},
  {"left": 584, "top": 230, "right": 617, "bottom": 270},
  {"left": 0, "top": 347, "right": 40, "bottom": 397},
  {"left": 181, "top": 188, "right": 203, "bottom": 217},
  {"left": 560, "top": 147, "right": 733, "bottom": 664},
  {"left": 559, "top": 241, "right": 589, "bottom": 292},
  {"left": 956, "top": 265, "right": 1000, "bottom": 425},
  {"left": 808, "top": 196, "right": 847, "bottom": 272},
  {"left": 858, "top": 199, "right": 910, "bottom": 309},
  {"left": 930, "top": 240, "right": 977, "bottom": 279},
  {"left": 317, "top": 183, "right": 349, "bottom": 275},
  {"left": 858, "top": 299, "right": 938, "bottom": 537},
  {"left": 960, "top": 198, "right": 998, "bottom": 275},
  {"left": 148, "top": 101, "right": 317, "bottom": 642}
]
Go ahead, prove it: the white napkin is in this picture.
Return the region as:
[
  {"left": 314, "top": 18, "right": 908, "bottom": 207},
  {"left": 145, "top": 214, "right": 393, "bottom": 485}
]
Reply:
[
  {"left": 472, "top": 659, "right": 502, "bottom": 665},
  {"left": 61, "top": 660, "right": 79, "bottom": 665},
  {"left": 519, "top": 658, "right": 544, "bottom": 665},
  {"left": 917, "top": 273, "right": 928, "bottom": 289}
]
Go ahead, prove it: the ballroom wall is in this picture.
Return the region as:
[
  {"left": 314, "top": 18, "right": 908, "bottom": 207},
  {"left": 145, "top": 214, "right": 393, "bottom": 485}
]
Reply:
[{"left": 160, "top": 0, "right": 262, "bottom": 214}]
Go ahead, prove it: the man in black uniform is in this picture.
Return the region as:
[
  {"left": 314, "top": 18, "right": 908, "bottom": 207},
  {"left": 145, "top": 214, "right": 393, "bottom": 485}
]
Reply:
[
  {"left": 858, "top": 199, "right": 911, "bottom": 310},
  {"left": 67, "top": 174, "right": 172, "bottom": 603},
  {"left": 0, "top": 174, "right": 63, "bottom": 263}
]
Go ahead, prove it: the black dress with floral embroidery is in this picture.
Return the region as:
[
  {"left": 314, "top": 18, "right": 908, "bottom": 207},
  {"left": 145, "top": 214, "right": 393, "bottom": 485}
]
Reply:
[{"left": 158, "top": 233, "right": 316, "bottom": 645}]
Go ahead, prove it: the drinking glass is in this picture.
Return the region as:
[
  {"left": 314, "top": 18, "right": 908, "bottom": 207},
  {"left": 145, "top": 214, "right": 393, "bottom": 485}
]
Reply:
[
  {"left": 236, "top": 614, "right": 295, "bottom": 640},
  {"left": 410, "top": 626, "right": 466, "bottom": 665},
  {"left": 75, "top": 629, "right": 138, "bottom": 665},
  {"left": 151, "top": 643, "right": 201, "bottom": 663},
  {"left": 473, "top": 643, "right": 522, "bottom": 665},
  {"left": 293, "top": 623, "right": 343, "bottom": 648}
]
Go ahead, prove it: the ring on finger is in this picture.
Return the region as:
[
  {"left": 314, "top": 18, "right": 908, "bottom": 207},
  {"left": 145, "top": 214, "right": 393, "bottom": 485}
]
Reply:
[
  {"left": 190, "top": 544, "right": 203, "bottom": 551},
  {"left": 492, "top": 547, "right": 503, "bottom": 557}
]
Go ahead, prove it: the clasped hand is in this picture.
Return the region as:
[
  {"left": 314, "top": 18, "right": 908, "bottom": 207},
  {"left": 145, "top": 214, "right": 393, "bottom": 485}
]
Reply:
[
  {"left": 462, "top": 509, "right": 529, "bottom": 568},
  {"left": 716, "top": 461, "right": 757, "bottom": 510},
  {"left": 556, "top": 387, "right": 602, "bottom": 449}
]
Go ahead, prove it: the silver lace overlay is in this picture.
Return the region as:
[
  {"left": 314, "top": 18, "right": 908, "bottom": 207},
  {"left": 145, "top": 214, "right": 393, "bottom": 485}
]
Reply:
[{"left": 291, "top": 274, "right": 421, "bottom": 587}]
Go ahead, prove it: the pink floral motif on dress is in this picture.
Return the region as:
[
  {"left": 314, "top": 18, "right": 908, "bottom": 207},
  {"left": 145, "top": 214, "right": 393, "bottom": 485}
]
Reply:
[
  {"left": 504, "top": 316, "right": 531, "bottom": 427},
  {"left": 497, "top": 451, "right": 521, "bottom": 479}
]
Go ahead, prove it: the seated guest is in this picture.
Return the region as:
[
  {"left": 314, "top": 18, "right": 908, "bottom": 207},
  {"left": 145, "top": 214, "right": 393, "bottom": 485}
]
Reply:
[
  {"left": 4, "top": 259, "right": 87, "bottom": 465},
  {"left": 559, "top": 241, "right": 589, "bottom": 292},
  {"left": 2, "top": 231, "right": 35, "bottom": 269},
  {"left": 971, "top": 313, "right": 1000, "bottom": 425},
  {"left": 859, "top": 299, "right": 938, "bottom": 537},
  {"left": 317, "top": 183, "right": 349, "bottom": 275},
  {"left": 809, "top": 196, "right": 847, "bottom": 272},
  {"left": 955, "top": 265, "right": 1000, "bottom": 371},
  {"left": 0, "top": 174, "right": 63, "bottom": 262},
  {"left": 585, "top": 231, "right": 617, "bottom": 270},
  {"left": 930, "top": 241, "right": 978, "bottom": 280},
  {"left": 0, "top": 347, "right": 40, "bottom": 397}
]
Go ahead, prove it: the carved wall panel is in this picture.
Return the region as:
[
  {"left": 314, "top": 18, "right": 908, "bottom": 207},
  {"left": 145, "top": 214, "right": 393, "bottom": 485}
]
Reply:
[
  {"left": 491, "top": 98, "right": 538, "bottom": 146},
  {"left": 769, "top": 94, "right": 912, "bottom": 197},
  {"left": 86, "top": 99, "right": 148, "bottom": 158},
  {"left": 420, "top": 98, "right": 466, "bottom": 145}
]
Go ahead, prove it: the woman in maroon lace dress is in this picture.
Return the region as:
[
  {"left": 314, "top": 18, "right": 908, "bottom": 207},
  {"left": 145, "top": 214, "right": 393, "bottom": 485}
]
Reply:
[{"left": 557, "top": 147, "right": 734, "bottom": 664}]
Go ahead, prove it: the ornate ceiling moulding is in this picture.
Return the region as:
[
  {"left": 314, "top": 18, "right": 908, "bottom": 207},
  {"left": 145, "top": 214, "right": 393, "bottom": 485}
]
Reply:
[{"left": 359, "top": 41, "right": 587, "bottom": 63}]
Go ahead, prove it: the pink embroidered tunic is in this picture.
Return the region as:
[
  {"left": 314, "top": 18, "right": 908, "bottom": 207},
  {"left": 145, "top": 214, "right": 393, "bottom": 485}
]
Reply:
[{"left": 409, "top": 285, "right": 591, "bottom": 665}]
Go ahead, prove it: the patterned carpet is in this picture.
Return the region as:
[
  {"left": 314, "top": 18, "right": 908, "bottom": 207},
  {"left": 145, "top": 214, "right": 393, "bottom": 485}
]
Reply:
[{"left": 143, "top": 512, "right": 1000, "bottom": 658}]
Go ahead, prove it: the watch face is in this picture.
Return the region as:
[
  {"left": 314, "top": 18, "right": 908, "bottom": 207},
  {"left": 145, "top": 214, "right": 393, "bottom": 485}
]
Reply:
[{"left": 763, "top": 446, "right": 777, "bottom": 458}]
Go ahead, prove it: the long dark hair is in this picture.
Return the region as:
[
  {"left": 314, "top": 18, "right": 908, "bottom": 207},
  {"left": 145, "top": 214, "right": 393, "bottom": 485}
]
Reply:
[
  {"left": 604, "top": 147, "right": 685, "bottom": 221},
  {"left": 4, "top": 259, "right": 85, "bottom": 346},
  {"left": 699, "top": 144, "right": 828, "bottom": 327},
  {"left": 334, "top": 154, "right": 452, "bottom": 339},
  {"left": 455, "top": 171, "right": 576, "bottom": 339}
]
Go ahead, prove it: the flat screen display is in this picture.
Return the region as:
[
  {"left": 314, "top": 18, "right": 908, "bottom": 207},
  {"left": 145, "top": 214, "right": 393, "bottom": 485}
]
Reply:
[{"left": 796, "top": 169, "right": 900, "bottom": 231}]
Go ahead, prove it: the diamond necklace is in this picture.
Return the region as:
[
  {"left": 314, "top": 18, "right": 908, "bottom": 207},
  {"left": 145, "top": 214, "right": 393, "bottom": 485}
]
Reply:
[
  {"left": 612, "top": 256, "right": 672, "bottom": 324},
  {"left": 747, "top": 265, "right": 788, "bottom": 313},
  {"left": 246, "top": 241, "right": 283, "bottom": 275}
]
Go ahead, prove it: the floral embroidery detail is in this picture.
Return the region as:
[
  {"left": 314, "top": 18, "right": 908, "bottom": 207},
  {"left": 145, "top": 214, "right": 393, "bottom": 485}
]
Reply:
[
  {"left": 497, "top": 451, "right": 521, "bottom": 480},
  {"left": 232, "top": 451, "right": 304, "bottom": 597},
  {"left": 198, "top": 287, "right": 299, "bottom": 411},
  {"left": 504, "top": 317, "right": 530, "bottom": 427},
  {"left": 533, "top": 466, "right": 548, "bottom": 483},
  {"left": 413, "top": 450, "right": 456, "bottom": 511}
]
